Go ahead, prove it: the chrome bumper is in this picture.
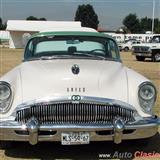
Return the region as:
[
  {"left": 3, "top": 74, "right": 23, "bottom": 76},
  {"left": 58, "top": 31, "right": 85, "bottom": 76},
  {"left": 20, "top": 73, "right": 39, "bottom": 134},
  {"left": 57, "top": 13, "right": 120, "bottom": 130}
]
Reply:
[
  {"left": 0, "top": 116, "right": 159, "bottom": 145},
  {"left": 132, "top": 52, "right": 152, "bottom": 57}
]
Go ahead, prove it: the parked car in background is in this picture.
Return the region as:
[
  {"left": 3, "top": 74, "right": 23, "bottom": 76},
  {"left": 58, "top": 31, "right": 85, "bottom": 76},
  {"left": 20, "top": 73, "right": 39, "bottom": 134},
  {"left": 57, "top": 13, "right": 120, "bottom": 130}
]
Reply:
[
  {"left": 132, "top": 35, "right": 160, "bottom": 62},
  {"left": 119, "top": 39, "right": 142, "bottom": 52},
  {"left": 0, "top": 30, "right": 159, "bottom": 147},
  {"left": 118, "top": 42, "right": 123, "bottom": 51}
]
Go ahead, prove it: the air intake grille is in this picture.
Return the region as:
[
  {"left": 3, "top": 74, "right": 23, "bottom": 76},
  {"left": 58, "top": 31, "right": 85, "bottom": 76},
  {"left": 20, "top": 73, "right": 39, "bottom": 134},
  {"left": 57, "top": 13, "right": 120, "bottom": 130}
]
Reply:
[
  {"left": 15, "top": 102, "right": 135, "bottom": 124},
  {"left": 134, "top": 46, "right": 149, "bottom": 53}
]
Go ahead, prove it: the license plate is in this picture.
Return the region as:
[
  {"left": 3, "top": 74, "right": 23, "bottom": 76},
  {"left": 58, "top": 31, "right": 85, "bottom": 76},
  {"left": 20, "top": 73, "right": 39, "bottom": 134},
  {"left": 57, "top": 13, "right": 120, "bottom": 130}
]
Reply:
[
  {"left": 137, "top": 53, "right": 143, "bottom": 56},
  {"left": 61, "top": 132, "right": 90, "bottom": 145}
]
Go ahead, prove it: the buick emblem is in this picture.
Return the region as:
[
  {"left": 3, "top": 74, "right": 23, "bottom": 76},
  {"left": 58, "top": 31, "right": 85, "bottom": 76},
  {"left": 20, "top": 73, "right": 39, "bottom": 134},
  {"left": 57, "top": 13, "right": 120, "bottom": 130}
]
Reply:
[
  {"left": 71, "top": 95, "right": 81, "bottom": 102},
  {"left": 72, "top": 64, "right": 80, "bottom": 75}
]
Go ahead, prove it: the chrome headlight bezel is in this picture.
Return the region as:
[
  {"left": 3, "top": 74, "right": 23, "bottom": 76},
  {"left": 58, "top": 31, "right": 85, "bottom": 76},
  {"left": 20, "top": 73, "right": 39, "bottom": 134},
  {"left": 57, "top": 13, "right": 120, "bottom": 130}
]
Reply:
[
  {"left": 0, "top": 81, "right": 13, "bottom": 113},
  {"left": 138, "top": 82, "right": 157, "bottom": 114}
]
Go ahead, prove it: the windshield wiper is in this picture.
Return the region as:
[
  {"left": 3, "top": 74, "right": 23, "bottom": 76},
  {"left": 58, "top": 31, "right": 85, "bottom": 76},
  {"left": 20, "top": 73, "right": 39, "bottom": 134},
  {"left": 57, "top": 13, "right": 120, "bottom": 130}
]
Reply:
[
  {"left": 40, "top": 55, "right": 74, "bottom": 60},
  {"left": 72, "top": 52, "right": 106, "bottom": 60},
  {"left": 25, "top": 55, "right": 73, "bottom": 61}
]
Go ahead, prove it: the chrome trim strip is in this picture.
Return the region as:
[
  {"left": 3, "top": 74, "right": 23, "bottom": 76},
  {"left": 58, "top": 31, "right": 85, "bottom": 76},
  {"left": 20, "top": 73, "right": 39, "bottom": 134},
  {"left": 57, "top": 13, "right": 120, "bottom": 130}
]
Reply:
[
  {"left": 15, "top": 96, "right": 136, "bottom": 112},
  {"left": 0, "top": 117, "right": 159, "bottom": 129}
]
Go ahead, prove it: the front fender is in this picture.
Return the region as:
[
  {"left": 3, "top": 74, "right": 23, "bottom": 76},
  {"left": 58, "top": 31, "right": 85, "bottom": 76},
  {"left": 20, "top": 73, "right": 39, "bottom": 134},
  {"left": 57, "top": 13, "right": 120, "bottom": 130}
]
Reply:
[
  {"left": 0, "top": 66, "right": 23, "bottom": 118},
  {"left": 125, "top": 67, "right": 154, "bottom": 117}
]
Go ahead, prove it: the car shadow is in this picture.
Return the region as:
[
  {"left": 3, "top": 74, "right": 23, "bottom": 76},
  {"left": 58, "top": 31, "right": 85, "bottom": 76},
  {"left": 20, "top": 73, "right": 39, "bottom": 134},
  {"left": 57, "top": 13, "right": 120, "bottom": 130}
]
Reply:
[
  {"left": 4, "top": 133, "right": 160, "bottom": 160},
  {"left": 132, "top": 58, "right": 152, "bottom": 63}
]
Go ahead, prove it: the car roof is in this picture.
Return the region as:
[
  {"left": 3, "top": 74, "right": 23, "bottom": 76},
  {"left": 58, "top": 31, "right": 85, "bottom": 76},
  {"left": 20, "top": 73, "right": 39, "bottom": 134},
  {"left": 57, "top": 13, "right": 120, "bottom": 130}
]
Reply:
[{"left": 31, "top": 31, "right": 113, "bottom": 39}]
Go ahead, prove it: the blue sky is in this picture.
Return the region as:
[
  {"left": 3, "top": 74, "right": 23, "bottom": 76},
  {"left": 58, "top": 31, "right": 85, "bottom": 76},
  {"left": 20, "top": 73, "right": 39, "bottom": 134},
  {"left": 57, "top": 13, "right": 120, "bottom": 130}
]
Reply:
[{"left": 0, "top": 0, "right": 160, "bottom": 30}]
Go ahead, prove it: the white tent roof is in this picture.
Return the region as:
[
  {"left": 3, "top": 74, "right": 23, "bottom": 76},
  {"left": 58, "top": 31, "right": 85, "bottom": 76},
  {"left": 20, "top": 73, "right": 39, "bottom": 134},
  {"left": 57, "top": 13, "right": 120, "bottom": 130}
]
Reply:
[{"left": 6, "top": 20, "right": 82, "bottom": 32}]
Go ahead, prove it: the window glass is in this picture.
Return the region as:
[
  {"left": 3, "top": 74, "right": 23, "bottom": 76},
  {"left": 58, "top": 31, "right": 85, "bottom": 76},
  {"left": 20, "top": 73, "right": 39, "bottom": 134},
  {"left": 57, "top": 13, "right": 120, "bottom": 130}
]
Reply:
[
  {"left": 25, "top": 35, "right": 120, "bottom": 61},
  {"left": 35, "top": 41, "right": 105, "bottom": 54}
]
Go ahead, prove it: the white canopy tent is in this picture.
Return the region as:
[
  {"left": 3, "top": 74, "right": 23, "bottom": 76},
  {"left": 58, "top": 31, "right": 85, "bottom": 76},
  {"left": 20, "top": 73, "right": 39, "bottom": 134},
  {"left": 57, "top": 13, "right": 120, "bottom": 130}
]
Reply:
[{"left": 7, "top": 20, "right": 95, "bottom": 48}]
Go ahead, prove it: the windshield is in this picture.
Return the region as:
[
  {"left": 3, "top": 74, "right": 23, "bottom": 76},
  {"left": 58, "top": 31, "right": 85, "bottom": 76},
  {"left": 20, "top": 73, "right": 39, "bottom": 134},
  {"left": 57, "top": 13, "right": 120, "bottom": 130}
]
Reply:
[
  {"left": 151, "top": 36, "right": 160, "bottom": 43},
  {"left": 24, "top": 35, "right": 120, "bottom": 61}
]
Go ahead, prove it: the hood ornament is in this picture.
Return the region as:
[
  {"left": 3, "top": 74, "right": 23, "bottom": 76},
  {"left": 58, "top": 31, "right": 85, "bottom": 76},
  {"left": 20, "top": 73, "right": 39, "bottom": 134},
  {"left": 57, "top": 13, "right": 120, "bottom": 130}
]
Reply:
[{"left": 72, "top": 64, "right": 80, "bottom": 75}]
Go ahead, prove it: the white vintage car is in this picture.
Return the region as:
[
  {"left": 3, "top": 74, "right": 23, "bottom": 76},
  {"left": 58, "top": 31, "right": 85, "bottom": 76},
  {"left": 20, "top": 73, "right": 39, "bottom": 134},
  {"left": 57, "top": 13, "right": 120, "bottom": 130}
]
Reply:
[
  {"left": 0, "top": 30, "right": 159, "bottom": 147},
  {"left": 119, "top": 39, "right": 141, "bottom": 52}
]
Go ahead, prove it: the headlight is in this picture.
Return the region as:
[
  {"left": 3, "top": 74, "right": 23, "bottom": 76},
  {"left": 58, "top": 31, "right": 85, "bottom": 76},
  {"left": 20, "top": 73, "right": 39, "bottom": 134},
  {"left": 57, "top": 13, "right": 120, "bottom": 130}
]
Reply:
[
  {"left": 138, "top": 82, "right": 157, "bottom": 113},
  {"left": 0, "top": 82, "right": 12, "bottom": 113}
]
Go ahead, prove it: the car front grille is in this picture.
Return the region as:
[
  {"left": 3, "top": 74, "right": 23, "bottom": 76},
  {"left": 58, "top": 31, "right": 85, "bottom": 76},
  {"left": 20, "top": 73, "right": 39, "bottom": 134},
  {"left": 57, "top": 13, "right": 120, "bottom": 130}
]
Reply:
[
  {"left": 15, "top": 102, "right": 135, "bottom": 125},
  {"left": 134, "top": 46, "right": 150, "bottom": 53}
]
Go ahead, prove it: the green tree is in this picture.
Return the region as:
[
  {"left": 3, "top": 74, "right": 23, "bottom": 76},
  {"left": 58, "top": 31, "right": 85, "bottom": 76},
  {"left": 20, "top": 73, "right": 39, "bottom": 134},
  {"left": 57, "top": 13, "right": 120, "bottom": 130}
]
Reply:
[
  {"left": 123, "top": 14, "right": 160, "bottom": 34},
  {"left": 26, "top": 16, "right": 38, "bottom": 20},
  {"left": 0, "top": 18, "right": 7, "bottom": 30},
  {"left": 155, "top": 21, "right": 160, "bottom": 33},
  {"left": 0, "top": 18, "right": 2, "bottom": 24},
  {"left": 39, "top": 18, "right": 47, "bottom": 21},
  {"left": 154, "top": 18, "right": 160, "bottom": 33},
  {"left": 74, "top": 4, "right": 99, "bottom": 29},
  {"left": 140, "top": 17, "right": 152, "bottom": 33},
  {"left": 0, "top": 18, "right": 3, "bottom": 29},
  {"left": 123, "top": 13, "right": 141, "bottom": 33},
  {"left": 140, "top": 17, "right": 160, "bottom": 33},
  {"left": 26, "top": 16, "right": 47, "bottom": 21}
]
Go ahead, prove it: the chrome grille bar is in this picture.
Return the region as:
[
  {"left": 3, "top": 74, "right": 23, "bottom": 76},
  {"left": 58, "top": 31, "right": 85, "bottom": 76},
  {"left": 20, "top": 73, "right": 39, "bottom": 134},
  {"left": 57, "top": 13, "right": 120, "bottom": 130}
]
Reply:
[{"left": 16, "top": 102, "right": 135, "bottom": 124}]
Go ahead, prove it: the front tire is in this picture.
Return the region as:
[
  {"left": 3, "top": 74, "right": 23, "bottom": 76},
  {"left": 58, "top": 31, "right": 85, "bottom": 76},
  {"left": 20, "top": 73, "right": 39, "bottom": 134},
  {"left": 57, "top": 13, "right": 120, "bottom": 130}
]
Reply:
[
  {"left": 152, "top": 53, "right": 160, "bottom": 62},
  {"left": 124, "top": 47, "right": 129, "bottom": 52},
  {"left": 136, "top": 56, "right": 145, "bottom": 61}
]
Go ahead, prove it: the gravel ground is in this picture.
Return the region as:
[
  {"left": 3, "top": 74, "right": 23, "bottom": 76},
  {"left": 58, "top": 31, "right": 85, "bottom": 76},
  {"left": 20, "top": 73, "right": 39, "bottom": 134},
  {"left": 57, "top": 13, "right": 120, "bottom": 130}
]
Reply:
[{"left": 0, "top": 49, "right": 159, "bottom": 160}]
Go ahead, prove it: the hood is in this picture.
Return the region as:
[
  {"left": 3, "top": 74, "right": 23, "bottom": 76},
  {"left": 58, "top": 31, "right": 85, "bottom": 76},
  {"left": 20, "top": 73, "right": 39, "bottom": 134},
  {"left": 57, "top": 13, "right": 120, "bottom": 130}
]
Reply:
[{"left": 19, "top": 59, "right": 128, "bottom": 103}]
